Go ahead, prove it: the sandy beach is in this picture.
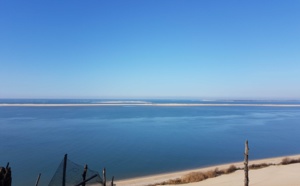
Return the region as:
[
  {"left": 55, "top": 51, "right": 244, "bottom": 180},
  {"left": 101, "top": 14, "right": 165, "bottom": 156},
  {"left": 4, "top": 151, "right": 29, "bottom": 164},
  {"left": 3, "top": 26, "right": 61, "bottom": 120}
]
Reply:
[{"left": 115, "top": 154, "right": 300, "bottom": 186}]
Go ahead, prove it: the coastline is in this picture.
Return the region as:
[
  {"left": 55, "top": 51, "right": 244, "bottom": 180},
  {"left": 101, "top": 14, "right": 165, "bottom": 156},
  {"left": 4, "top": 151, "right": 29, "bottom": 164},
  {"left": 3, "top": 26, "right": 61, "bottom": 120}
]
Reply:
[
  {"left": 1, "top": 103, "right": 300, "bottom": 107},
  {"left": 115, "top": 154, "right": 300, "bottom": 186}
]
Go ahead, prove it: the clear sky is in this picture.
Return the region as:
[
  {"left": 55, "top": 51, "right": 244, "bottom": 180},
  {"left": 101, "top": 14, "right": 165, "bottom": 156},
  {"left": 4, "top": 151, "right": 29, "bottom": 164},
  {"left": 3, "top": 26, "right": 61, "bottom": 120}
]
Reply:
[{"left": 0, "top": 0, "right": 299, "bottom": 99}]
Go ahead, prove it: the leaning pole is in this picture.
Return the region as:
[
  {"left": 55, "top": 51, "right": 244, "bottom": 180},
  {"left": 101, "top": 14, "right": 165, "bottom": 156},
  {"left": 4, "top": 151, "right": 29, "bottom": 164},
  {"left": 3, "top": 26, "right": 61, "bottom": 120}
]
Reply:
[{"left": 244, "top": 140, "right": 249, "bottom": 186}]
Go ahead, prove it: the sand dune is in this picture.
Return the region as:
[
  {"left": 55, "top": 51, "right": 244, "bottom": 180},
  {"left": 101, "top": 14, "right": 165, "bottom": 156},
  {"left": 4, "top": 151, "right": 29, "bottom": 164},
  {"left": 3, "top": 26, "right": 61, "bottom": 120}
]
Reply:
[
  {"left": 115, "top": 155, "right": 300, "bottom": 186},
  {"left": 165, "top": 164, "right": 300, "bottom": 186}
]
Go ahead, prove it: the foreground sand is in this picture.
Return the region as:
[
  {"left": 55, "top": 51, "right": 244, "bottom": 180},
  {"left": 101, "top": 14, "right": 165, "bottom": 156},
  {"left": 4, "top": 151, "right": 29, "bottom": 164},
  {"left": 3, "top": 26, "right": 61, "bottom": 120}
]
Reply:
[{"left": 115, "top": 154, "right": 300, "bottom": 186}]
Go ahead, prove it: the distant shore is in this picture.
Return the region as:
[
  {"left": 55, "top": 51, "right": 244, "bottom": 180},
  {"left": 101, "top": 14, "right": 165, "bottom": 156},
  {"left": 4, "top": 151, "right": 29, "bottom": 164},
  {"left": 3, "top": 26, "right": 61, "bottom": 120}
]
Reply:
[
  {"left": 115, "top": 154, "right": 300, "bottom": 186},
  {"left": 1, "top": 103, "right": 300, "bottom": 107}
]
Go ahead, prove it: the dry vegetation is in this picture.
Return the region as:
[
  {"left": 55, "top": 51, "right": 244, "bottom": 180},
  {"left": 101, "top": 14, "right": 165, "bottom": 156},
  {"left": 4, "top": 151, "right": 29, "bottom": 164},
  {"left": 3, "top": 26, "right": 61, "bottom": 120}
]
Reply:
[
  {"left": 147, "top": 165, "right": 239, "bottom": 186},
  {"left": 281, "top": 157, "right": 300, "bottom": 165},
  {"left": 248, "top": 163, "right": 272, "bottom": 169},
  {"left": 147, "top": 157, "right": 300, "bottom": 185}
]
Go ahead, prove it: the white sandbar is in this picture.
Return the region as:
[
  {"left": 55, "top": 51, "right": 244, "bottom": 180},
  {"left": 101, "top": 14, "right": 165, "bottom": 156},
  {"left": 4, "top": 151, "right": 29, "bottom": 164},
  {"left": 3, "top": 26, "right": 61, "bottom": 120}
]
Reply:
[{"left": 1, "top": 103, "right": 300, "bottom": 107}]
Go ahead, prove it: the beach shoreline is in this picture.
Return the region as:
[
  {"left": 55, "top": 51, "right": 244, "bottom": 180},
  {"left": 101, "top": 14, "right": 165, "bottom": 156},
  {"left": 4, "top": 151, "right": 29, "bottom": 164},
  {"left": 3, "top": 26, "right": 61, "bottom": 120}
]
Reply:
[{"left": 115, "top": 154, "right": 300, "bottom": 186}]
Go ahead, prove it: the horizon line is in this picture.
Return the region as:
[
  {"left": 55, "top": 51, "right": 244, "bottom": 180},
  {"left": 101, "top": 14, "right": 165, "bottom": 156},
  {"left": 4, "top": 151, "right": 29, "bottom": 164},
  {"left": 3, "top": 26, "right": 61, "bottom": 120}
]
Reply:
[
  {"left": 1, "top": 103, "right": 300, "bottom": 107},
  {"left": 1, "top": 97, "right": 300, "bottom": 101}
]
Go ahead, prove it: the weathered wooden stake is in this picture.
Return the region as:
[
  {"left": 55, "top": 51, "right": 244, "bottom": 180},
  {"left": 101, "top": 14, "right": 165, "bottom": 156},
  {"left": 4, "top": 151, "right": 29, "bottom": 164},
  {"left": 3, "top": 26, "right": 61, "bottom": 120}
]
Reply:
[
  {"left": 103, "top": 168, "right": 106, "bottom": 186},
  {"left": 35, "top": 173, "right": 41, "bottom": 186},
  {"left": 244, "top": 140, "right": 249, "bottom": 186},
  {"left": 111, "top": 176, "right": 114, "bottom": 186},
  {"left": 1, "top": 165, "right": 12, "bottom": 186},
  {"left": 62, "top": 154, "right": 68, "bottom": 186},
  {"left": 82, "top": 164, "right": 88, "bottom": 186}
]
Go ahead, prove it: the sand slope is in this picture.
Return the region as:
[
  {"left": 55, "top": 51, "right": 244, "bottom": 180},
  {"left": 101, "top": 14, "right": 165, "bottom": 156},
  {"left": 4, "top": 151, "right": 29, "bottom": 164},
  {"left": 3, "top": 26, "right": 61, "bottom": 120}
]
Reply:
[
  {"left": 115, "top": 155, "right": 300, "bottom": 186},
  {"left": 167, "top": 163, "right": 300, "bottom": 186}
]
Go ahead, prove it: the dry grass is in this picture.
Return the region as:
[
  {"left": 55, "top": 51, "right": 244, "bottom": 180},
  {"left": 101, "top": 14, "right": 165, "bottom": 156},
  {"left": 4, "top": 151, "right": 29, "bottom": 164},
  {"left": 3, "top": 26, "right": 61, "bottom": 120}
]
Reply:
[
  {"left": 182, "top": 170, "right": 218, "bottom": 183},
  {"left": 147, "top": 165, "right": 238, "bottom": 185},
  {"left": 281, "top": 157, "right": 300, "bottom": 165},
  {"left": 225, "top": 165, "right": 238, "bottom": 173},
  {"left": 249, "top": 163, "right": 271, "bottom": 170}
]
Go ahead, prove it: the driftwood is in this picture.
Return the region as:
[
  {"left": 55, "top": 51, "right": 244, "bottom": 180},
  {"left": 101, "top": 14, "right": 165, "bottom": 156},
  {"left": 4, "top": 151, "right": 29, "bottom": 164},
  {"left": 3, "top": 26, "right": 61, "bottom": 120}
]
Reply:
[{"left": 244, "top": 140, "right": 249, "bottom": 186}]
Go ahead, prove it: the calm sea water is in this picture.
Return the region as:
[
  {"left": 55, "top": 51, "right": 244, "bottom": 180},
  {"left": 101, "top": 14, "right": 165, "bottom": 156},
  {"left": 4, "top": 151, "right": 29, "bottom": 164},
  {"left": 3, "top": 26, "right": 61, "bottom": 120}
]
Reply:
[{"left": 1, "top": 99, "right": 300, "bottom": 185}]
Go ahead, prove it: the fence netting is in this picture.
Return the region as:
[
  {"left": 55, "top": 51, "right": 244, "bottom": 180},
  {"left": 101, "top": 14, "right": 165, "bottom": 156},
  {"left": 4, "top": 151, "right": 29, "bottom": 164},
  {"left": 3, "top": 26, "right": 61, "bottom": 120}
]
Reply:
[{"left": 48, "top": 157, "right": 103, "bottom": 186}]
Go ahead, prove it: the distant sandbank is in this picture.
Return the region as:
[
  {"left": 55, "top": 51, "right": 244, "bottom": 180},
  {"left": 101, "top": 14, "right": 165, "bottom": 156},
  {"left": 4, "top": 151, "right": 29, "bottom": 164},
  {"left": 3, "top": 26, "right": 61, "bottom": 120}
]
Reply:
[
  {"left": 1, "top": 103, "right": 300, "bottom": 107},
  {"left": 115, "top": 154, "right": 300, "bottom": 186}
]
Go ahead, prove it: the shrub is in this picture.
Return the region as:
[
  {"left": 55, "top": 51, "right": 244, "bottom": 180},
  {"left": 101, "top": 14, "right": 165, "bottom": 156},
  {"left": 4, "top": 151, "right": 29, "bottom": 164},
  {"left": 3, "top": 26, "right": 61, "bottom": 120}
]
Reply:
[
  {"left": 215, "top": 168, "right": 225, "bottom": 175},
  {"left": 249, "top": 163, "right": 269, "bottom": 169},
  {"left": 282, "top": 158, "right": 291, "bottom": 165},
  {"left": 225, "top": 165, "right": 237, "bottom": 174},
  {"left": 281, "top": 157, "right": 300, "bottom": 165},
  {"left": 182, "top": 172, "right": 206, "bottom": 183}
]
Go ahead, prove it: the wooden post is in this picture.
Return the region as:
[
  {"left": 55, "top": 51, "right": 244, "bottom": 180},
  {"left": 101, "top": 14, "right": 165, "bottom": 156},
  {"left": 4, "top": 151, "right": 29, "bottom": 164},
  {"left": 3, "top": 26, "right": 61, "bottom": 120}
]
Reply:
[
  {"left": 3, "top": 166, "right": 12, "bottom": 186},
  {"left": 103, "top": 168, "right": 106, "bottom": 186},
  {"left": 74, "top": 174, "right": 98, "bottom": 186},
  {"left": 0, "top": 162, "right": 11, "bottom": 186},
  {"left": 62, "top": 154, "right": 67, "bottom": 186},
  {"left": 111, "top": 176, "right": 114, "bottom": 186},
  {"left": 35, "top": 173, "right": 41, "bottom": 186},
  {"left": 82, "top": 164, "right": 88, "bottom": 186},
  {"left": 244, "top": 140, "right": 249, "bottom": 186}
]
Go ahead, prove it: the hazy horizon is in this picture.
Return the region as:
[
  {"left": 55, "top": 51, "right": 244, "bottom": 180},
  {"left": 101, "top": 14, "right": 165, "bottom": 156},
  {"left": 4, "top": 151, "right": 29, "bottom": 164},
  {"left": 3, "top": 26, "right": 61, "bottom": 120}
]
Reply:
[{"left": 1, "top": 96, "right": 300, "bottom": 101}]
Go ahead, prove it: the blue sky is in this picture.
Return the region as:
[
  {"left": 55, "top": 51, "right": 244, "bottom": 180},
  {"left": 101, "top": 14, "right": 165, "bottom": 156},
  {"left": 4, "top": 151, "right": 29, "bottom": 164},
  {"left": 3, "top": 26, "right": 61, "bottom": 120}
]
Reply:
[{"left": 0, "top": 0, "right": 299, "bottom": 99}]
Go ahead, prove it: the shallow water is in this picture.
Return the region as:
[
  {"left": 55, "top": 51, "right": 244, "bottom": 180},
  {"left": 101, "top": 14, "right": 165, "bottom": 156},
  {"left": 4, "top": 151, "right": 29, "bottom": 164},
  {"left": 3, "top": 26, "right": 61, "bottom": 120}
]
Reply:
[{"left": 1, "top": 100, "right": 300, "bottom": 185}]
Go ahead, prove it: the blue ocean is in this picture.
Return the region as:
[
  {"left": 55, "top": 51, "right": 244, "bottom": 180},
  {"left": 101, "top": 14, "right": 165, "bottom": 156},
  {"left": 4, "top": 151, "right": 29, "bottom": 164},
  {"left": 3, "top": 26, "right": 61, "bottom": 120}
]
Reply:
[{"left": 1, "top": 99, "right": 300, "bottom": 185}]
